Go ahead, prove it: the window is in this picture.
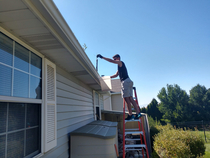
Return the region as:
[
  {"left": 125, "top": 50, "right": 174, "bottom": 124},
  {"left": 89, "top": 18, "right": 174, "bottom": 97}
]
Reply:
[
  {"left": 0, "top": 32, "right": 42, "bottom": 99},
  {"left": 0, "top": 30, "right": 57, "bottom": 156},
  {"left": 0, "top": 102, "right": 41, "bottom": 158}
]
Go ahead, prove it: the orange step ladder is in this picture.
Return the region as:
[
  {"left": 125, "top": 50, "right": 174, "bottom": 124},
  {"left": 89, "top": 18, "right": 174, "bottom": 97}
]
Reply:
[{"left": 122, "top": 87, "right": 150, "bottom": 158}]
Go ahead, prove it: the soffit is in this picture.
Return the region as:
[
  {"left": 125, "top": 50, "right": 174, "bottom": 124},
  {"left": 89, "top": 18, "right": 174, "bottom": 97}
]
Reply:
[{"left": 0, "top": 0, "right": 102, "bottom": 90}]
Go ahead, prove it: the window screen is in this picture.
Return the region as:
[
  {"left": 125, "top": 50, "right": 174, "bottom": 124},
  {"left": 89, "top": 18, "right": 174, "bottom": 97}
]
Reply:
[
  {"left": 0, "top": 102, "right": 7, "bottom": 133},
  {"left": 0, "top": 102, "right": 41, "bottom": 158}
]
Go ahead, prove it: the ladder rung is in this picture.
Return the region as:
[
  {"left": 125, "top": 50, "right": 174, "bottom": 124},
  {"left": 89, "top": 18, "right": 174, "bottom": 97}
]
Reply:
[
  {"left": 125, "top": 144, "right": 146, "bottom": 149},
  {"left": 125, "top": 131, "right": 143, "bottom": 135},
  {"left": 125, "top": 138, "right": 140, "bottom": 141},
  {"left": 125, "top": 149, "right": 145, "bottom": 151},
  {"left": 125, "top": 119, "right": 141, "bottom": 123},
  {"left": 125, "top": 128, "right": 139, "bottom": 131}
]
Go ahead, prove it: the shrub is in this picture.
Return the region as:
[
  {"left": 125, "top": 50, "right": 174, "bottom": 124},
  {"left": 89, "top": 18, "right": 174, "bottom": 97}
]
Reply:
[
  {"left": 153, "top": 124, "right": 205, "bottom": 158},
  {"left": 148, "top": 116, "right": 160, "bottom": 151}
]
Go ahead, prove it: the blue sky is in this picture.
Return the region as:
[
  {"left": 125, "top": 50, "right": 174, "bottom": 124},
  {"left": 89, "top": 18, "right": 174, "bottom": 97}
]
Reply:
[{"left": 53, "top": 0, "right": 210, "bottom": 107}]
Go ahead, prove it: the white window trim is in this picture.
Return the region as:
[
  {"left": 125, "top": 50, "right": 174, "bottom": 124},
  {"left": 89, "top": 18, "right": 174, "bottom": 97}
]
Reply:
[
  {"left": 93, "top": 90, "right": 101, "bottom": 120},
  {"left": 98, "top": 94, "right": 102, "bottom": 120},
  {"left": 0, "top": 96, "right": 42, "bottom": 104},
  {"left": 93, "top": 90, "right": 96, "bottom": 120}
]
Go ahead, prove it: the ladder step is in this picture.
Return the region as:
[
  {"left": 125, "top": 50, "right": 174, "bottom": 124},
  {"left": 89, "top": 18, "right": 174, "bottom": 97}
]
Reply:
[
  {"left": 125, "top": 144, "right": 146, "bottom": 149},
  {"left": 125, "top": 131, "right": 143, "bottom": 135},
  {"left": 125, "top": 128, "right": 139, "bottom": 131},
  {"left": 125, "top": 119, "right": 141, "bottom": 123},
  {"left": 125, "top": 138, "right": 140, "bottom": 141}
]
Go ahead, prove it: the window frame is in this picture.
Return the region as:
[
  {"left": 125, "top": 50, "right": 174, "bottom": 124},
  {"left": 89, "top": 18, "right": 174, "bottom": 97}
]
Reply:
[
  {"left": 93, "top": 90, "right": 101, "bottom": 120},
  {"left": 0, "top": 27, "right": 45, "bottom": 157}
]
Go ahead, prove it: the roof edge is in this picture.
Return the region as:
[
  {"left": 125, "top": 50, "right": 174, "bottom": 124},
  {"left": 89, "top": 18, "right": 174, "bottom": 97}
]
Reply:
[
  {"left": 24, "top": 0, "right": 101, "bottom": 86},
  {"left": 39, "top": 0, "right": 101, "bottom": 80}
]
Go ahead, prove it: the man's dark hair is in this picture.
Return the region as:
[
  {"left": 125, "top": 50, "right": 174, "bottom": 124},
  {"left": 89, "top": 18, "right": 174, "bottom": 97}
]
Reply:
[{"left": 113, "top": 54, "right": 120, "bottom": 59}]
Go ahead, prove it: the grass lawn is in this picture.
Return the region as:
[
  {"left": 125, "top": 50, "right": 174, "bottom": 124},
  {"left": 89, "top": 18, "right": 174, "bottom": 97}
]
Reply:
[
  {"left": 204, "top": 143, "right": 210, "bottom": 158},
  {"left": 192, "top": 130, "right": 210, "bottom": 158}
]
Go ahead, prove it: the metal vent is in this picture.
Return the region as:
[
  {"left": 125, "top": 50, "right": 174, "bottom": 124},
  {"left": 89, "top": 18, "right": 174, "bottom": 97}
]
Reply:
[
  {"left": 47, "top": 104, "right": 55, "bottom": 143},
  {"left": 47, "top": 65, "right": 54, "bottom": 101}
]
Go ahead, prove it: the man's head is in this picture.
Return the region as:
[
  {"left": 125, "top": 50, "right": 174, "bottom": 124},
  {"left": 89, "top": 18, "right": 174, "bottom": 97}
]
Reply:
[{"left": 113, "top": 54, "right": 120, "bottom": 61}]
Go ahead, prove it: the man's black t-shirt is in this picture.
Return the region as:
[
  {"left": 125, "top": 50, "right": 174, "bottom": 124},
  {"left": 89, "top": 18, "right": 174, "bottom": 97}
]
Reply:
[{"left": 118, "top": 61, "right": 129, "bottom": 81}]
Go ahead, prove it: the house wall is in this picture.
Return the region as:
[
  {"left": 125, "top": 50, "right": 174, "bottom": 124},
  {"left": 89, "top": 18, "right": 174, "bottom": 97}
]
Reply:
[
  {"left": 103, "top": 94, "right": 112, "bottom": 111},
  {"left": 41, "top": 66, "right": 95, "bottom": 158},
  {"left": 110, "top": 79, "right": 121, "bottom": 93},
  {"left": 111, "top": 94, "right": 123, "bottom": 111}
]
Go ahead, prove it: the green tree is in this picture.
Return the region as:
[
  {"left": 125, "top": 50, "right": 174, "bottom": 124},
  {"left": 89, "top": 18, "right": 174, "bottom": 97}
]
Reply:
[
  {"left": 147, "top": 98, "right": 163, "bottom": 121},
  {"left": 140, "top": 106, "right": 147, "bottom": 113},
  {"left": 189, "top": 84, "right": 210, "bottom": 121},
  {"left": 157, "top": 84, "right": 190, "bottom": 122}
]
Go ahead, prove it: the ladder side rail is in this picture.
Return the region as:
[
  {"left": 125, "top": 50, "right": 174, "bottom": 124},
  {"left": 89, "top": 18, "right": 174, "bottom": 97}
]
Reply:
[
  {"left": 140, "top": 117, "right": 150, "bottom": 158},
  {"left": 134, "top": 87, "right": 150, "bottom": 158},
  {"left": 134, "top": 87, "right": 145, "bottom": 158},
  {"left": 133, "top": 87, "right": 140, "bottom": 112},
  {"left": 138, "top": 120, "right": 145, "bottom": 158},
  {"left": 123, "top": 99, "right": 125, "bottom": 158}
]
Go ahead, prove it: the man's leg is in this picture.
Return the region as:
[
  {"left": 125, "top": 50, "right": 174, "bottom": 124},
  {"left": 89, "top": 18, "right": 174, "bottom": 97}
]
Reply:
[
  {"left": 129, "top": 96, "right": 142, "bottom": 119},
  {"left": 124, "top": 97, "right": 135, "bottom": 120},
  {"left": 129, "top": 96, "right": 140, "bottom": 114},
  {"left": 124, "top": 97, "right": 133, "bottom": 115}
]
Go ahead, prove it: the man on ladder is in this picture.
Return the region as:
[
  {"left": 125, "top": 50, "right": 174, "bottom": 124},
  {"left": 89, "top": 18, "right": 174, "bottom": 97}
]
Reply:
[{"left": 97, "top": 54, "right": 142, "bottom": 120}]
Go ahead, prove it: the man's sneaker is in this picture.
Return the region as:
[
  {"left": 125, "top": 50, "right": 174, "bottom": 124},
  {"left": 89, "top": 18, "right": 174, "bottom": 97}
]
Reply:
[
  {"left": 125, "top": 114, "right": 135, "bottom": 120},
  {"left": 134, "top": 113, "right": 142, "bottom": 119}
]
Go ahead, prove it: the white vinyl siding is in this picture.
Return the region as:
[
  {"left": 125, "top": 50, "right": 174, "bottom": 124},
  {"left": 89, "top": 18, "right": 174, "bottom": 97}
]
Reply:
[{"left": 40, "top": 66, "right": 94, "bottom": 158}]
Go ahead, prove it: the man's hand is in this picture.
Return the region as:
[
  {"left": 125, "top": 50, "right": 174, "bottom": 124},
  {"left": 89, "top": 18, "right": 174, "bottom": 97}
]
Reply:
[{"left": 97, "top": 54, "right": 103, "bottom": 58}]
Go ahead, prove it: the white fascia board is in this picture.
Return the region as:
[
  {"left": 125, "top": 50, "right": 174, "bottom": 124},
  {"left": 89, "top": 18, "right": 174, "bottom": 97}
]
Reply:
[
  {"left": 40, "top": 0, "right": 95, "bottom": 70},
  {"left": 39, "top": 0, "right": 101, "bottom": 81},
  {"left": 23, "top": 0, "right": 101, "bottom": 85}
]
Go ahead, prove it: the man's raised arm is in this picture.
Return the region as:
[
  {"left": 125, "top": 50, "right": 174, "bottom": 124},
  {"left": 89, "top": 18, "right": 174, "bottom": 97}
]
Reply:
[{"left": 97, "top": 54, "right": 121, "bottom": 65}]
